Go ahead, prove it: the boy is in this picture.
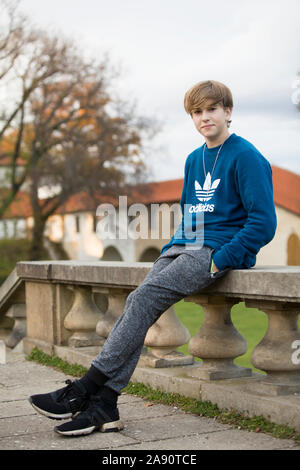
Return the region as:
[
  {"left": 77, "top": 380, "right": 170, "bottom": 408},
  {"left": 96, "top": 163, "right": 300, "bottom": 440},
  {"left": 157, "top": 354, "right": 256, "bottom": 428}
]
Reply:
[{"left": 29, "top": 80, "right": 277, "bottom": 436}]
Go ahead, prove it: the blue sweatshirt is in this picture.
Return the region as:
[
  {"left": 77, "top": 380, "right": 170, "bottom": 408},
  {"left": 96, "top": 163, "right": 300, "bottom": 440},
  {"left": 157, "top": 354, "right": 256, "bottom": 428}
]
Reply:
[{"left": 161, "top": 133, "right": 277, "bottom": 270}]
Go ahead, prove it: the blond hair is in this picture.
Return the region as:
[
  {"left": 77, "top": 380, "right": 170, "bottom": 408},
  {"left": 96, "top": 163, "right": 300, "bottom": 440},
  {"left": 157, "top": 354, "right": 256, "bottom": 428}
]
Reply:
[{"left": 184, "top": 80, "right": 233, "bottom": 116}]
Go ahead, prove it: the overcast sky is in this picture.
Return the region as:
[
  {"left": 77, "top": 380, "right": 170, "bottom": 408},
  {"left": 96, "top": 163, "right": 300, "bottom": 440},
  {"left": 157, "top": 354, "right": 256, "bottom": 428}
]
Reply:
[{"left": 21, "top": 0, "right": 300, "bottom": 181}]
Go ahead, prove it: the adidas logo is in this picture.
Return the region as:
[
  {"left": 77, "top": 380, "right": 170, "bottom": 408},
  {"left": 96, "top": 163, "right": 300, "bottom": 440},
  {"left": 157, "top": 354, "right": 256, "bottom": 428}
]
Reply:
[{"left": 195, "top": 173, "right": 220, "bottom": 202}]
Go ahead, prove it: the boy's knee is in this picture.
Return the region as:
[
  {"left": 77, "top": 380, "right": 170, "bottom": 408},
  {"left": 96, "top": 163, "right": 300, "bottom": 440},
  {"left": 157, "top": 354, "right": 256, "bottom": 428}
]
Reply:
[{"left": 129, "top": 283, "right": 156, "bottom": 305}]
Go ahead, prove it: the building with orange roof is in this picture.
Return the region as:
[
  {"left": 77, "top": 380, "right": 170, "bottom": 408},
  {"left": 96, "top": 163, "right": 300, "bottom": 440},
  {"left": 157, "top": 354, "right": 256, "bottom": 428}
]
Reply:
[{"left": 0, "top": 163, "right": 299, "bottom": 266}]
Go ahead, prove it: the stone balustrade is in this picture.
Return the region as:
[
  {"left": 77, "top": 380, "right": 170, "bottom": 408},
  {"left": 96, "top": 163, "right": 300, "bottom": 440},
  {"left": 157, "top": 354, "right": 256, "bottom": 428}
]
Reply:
[
  {"left": 1, "top": 260, "right": 300, "bottom": 430},
  {"left": 15, "top": 260, "right": 194, "bottom": 368},
  {"left": 14, "top": 260, "right": 300, "bottom": 392}
]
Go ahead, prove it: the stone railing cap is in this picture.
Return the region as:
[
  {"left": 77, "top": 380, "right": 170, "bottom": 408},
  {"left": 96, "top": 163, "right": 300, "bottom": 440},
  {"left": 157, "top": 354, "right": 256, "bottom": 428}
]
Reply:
[
  {"left": 16, "top": 260, "right": 153, "bottom": 289},
  {"left": 15, "top": 261, "right": 300, "bottom": 303}
]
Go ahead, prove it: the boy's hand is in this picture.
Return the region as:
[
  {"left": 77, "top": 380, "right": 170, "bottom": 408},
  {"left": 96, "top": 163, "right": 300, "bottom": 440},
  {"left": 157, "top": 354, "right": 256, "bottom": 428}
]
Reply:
[{"left": 211, "top": 261, "right": 219, "bottom": 273}]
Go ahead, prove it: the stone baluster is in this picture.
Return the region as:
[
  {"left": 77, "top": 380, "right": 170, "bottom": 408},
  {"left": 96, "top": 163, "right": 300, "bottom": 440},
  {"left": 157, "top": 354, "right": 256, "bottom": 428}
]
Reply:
[
  {"left": 142, "top": 305, "right": 194, "bottom": 367},
  {"left": 64, "top": 286, "right": 104, "bottom": 347},
  {"left": 2, "top": 283, "right": 26, "bottom": 349},
  {"left": 94, "top": 287, "right": 129, "bottom": 339},
  {"left": 0, "top": 315, "right": 14, "bottom": 339},
  {"left": 5, "top": 303, "right": 27, "bottom": 348},
  {"left": 248, "top": 299, "right": 300, "bottom": 395},
  {"left": 184, "top": 295, "right": 252, "bottom": 379}
]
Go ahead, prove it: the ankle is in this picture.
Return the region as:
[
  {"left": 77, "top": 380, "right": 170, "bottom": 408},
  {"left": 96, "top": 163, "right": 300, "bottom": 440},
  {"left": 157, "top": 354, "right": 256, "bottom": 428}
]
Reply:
[
  {"left": 99, "top": 385, "right": 119, "bottom": 408},
  {"left": 79, "top": 365, "right": 108, "bottom": 395}
]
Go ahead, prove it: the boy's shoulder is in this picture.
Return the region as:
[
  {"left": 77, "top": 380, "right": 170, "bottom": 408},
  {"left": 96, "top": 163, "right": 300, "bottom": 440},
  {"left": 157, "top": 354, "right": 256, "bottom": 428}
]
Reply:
[
  {"left": 230, "top": 133, "right": 262, "bottom": 155},
  {"left": 229, "top": 134, "right": 271, "bottom": 170}
]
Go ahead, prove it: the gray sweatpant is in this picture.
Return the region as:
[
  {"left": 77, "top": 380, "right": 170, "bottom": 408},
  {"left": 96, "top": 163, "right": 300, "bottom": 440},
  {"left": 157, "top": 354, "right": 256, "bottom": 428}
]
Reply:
[{"left": 92, "top": 244, "right": 230, "bottom": 394}]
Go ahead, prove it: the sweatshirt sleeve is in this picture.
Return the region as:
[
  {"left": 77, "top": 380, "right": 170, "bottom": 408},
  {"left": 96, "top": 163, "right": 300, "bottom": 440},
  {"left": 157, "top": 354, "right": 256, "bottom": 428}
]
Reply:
[
  {"left": 212, "top": 150, "right": 277, "bottom": 270},
  {"left": 179, "top": 154, "right": 191, "bottom": 215}
]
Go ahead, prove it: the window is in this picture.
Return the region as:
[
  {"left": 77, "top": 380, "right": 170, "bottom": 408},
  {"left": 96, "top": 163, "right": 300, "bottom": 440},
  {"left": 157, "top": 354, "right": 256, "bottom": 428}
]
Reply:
[
  {"left": 75, "top": 215, "right": 80, "bottom": 233},
  {"left": 287, "top": 233, "right": 300, "bottom": 265}
]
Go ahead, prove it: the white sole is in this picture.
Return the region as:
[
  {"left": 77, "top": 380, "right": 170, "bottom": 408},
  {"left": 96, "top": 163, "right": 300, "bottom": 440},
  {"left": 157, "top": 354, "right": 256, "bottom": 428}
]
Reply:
[
  {"left": 29, "top": 398, "right": 73, "bottom": 420},
  {"left": 101, "top": 420, "right": 124, "bottom": 433},
  {"left": 55, "top": 420, "right": 124, "bottom": 436},
  {"left": 55, "top": 425, "right": 97, "bottom": 436}
]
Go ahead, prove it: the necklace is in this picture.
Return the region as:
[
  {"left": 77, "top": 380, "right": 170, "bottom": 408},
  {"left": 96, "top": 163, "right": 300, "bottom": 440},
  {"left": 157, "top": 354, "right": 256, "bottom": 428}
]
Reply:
[{"left": 202, "top": 135, "right": 230, "bottom": 180}]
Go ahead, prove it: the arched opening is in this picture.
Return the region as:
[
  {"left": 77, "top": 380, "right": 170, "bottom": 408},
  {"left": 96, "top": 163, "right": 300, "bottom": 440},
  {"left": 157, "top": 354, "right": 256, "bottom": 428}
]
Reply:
[
  {"left": 139, "top": 247, "right": 160, "bottom": 262},
  {"left": 287, "top": 232, "right": 300, "bottom": 265},
  {"left": 100, "top": 246, "right": 123, "bottom": 261}
]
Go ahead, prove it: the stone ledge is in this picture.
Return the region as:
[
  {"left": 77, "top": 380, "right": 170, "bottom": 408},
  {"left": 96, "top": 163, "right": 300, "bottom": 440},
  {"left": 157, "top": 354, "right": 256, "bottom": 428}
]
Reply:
[
  {"left": 16, "top": 261, "right": 300, "bottom": 303},
  {"left": 16, "top": 261, "right": 152, "bottom": 288}
]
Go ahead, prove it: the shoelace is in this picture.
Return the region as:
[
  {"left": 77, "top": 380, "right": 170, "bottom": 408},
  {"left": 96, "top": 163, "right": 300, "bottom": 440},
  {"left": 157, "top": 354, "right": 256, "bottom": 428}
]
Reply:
[
  {"left": 56, "top": 380, "right": 74, "bottom": 402},
  {"left": 56, "top": 379, "right": 87, "bottom": 403}
]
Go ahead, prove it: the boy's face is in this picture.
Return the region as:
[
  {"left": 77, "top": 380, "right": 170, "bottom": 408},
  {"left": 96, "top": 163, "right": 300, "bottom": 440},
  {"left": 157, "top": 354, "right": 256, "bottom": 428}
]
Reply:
[{"left": 191, "top": 101, "right": 232, "bottom": 145}]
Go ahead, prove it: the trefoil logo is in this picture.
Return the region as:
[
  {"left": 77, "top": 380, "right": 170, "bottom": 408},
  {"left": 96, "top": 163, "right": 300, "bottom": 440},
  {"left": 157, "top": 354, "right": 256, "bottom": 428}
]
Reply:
[{"left": 195, "top": 172, "right": 221, "bottom": 202}]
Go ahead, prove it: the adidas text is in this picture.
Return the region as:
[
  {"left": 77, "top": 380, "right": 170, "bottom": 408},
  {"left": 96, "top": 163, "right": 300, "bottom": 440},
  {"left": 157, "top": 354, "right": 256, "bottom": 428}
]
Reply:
[{"left": 188, "top": 203, "right": 215, "bottom": 213}]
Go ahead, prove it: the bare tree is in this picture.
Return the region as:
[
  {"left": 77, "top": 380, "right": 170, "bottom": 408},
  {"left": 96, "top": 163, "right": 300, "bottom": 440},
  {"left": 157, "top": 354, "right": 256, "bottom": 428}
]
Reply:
[{"left": 0, "top": 1, "right": 85, "bottom": 216}]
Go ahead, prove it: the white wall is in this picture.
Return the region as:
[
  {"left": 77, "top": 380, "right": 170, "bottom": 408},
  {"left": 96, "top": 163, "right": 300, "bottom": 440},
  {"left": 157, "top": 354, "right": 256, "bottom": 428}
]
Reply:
[
  {"left": 0, "top": 218, "right": 27, "bottom": 239},
  {"left": 43, "top": 204, "right": 300, "bottom": 265},
  {"left": 256, "top": 206, "right": 300, "bottom": 266}
]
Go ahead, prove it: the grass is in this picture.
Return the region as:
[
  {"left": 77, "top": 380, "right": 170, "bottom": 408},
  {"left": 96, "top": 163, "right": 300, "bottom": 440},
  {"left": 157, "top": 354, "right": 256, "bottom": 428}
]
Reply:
[
  {"left": 27, "top": 347, "right": 300, "bottom": 443},
  {"left": 27, "top": 346, "right": 87, "bottom": 377},
  {"left": 0, "top": 238, "right": 49, "bottom": 286},
  {"left": 0, "top": 237, "right": 70, "bottom": 286}
]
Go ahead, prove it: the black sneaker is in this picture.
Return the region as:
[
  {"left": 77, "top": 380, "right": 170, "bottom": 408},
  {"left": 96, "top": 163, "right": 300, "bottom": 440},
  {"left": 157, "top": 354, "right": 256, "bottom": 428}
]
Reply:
[
  {"left": 54, "top": 395, "right": 124, "bottom": 436},
  {"left": 29, "top": 379, "right": 89, "bottom": 420}
]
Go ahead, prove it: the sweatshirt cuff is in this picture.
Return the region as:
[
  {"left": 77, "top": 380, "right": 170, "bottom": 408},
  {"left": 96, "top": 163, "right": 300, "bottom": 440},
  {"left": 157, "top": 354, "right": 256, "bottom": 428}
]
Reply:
[{"left": 212, "top": 250, "right": 230, "bottom": 272}]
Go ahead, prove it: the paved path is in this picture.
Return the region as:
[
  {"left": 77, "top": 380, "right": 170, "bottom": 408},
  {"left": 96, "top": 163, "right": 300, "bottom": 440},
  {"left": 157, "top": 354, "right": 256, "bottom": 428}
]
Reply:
[{"left": 0, "top": 348, "right": 300, "bottom": 452}]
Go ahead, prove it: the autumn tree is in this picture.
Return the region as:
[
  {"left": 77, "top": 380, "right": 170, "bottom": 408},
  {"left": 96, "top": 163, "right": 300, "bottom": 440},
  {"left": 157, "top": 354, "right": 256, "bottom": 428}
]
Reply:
[
  {"left": 25, "top": 75, "right": 153, "bottom": 259},
  {"left": 0, "top": 1, "right": 158, "bottom": 260},
  {"left": 0, "top": 0, "right": 84, "bottom": 215}
]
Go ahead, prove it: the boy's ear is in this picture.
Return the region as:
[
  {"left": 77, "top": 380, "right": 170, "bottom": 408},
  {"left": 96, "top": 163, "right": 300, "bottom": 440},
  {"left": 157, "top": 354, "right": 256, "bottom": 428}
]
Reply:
[
  {"left": 226, "top": 107, "right": 233, "bottom": 128},
  {"left": 225, "top": 107, "right": 233, "bottom": 118}
]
